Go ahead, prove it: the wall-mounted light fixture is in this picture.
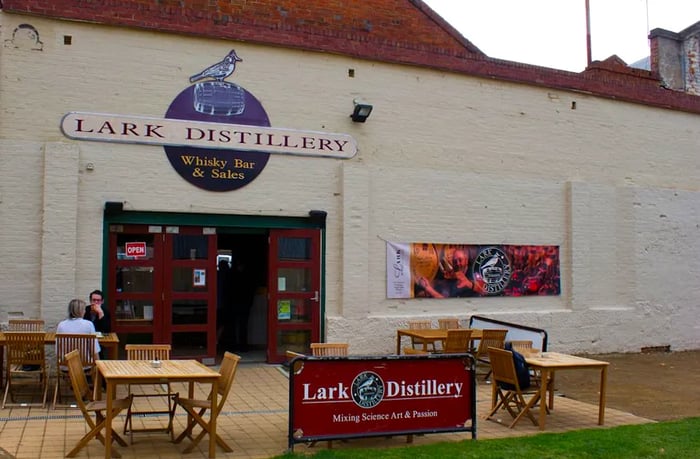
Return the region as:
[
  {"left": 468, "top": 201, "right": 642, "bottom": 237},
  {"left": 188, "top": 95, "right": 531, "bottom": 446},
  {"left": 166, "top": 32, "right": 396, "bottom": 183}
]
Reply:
[
  {"left": 308, "top": 210, "right": 327, "bottom": 228},
  {"left": 104, "top": 201, "right": 124, "bottom": 216},
  {"left": 350, "top": 99, "right": 373, "bottom": 123}
]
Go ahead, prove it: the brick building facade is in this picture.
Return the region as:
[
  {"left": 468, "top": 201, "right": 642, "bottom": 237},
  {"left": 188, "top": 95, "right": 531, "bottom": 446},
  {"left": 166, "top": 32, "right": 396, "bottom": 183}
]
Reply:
[{"left": 1, "top": 1, "right": 699, "bottom": 360}]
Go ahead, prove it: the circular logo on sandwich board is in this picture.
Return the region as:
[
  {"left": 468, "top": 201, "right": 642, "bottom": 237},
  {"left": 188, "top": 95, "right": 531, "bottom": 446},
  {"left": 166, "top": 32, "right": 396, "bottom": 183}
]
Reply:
[{"left": 351, "top": 371, "right": 385, "bottom": 409}]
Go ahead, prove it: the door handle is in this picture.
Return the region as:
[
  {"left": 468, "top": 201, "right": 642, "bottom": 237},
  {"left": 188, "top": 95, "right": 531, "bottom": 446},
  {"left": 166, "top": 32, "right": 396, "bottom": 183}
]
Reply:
[{"left": 310, "top": 290, "right": 319, "bottom": 302}]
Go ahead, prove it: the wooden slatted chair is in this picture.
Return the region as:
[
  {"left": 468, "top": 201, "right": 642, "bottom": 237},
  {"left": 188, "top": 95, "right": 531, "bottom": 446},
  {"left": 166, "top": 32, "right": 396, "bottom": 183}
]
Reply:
[
  {"left": 473, "top": 329, "right": 509, "bottom": 380},
  {"left": 309, "top": 343, "right": 349, "bottom": 449},
  {"left": 407, "top": 319, "right": 435, "bottom": 351},
  {"left": 53, "top": 334, "right": 98, "bottom": 409},
  {"left": 285, "top": 350, "right": 305, "bottom": 374},
  {"left": 64, "top": 349, "right": 132, "bottom": 458},
  {"left": 508, "top": 340, "right": 534, "bottom": 353},
  {"left": 439, "top": 329, "right": 473, "bottom": 354},
  {"left": 310, "top": 343, "right": 349, "bottom": 357},
  {"left": 2, "top": 331, "right": 48, "bottom": 408},
  {"left": 402, "top": 347, "right": 429, "bottom": 355},
  {"left": 507, "top": 340, "right": 545, "bottom": 387},
  {"left": 437, "top": 317, "right": 460, "bottom": 330},
  {"left": 8, "top": 319, "right": 45, "bottom": 331},
  {"left": 173, "top": 352, "right": 241, "bottom": 454},
  {"left": 437, "top": 317, "right": 460, "bottom": 350},
  {"left": 123, "top": 344, "right": 177, "bottom": 443},
  {"left": 484, "top": 347, "right": 541, "bottom": 428}
]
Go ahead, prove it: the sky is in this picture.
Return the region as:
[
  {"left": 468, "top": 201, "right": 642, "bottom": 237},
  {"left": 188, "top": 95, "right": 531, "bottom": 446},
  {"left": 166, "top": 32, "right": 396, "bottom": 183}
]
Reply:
[{"left": 423, "top": 0, "right": 700, "bottom": 72}]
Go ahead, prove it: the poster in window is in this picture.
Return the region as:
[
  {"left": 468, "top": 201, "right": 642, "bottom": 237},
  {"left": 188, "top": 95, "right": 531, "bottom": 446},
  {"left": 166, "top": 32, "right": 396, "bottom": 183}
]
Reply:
[
  {"left": 278, "top": 300, "right": 291, "bottom": 320},
  {"left": 193, "top": 268, "right": 206, "bottom": 287}
]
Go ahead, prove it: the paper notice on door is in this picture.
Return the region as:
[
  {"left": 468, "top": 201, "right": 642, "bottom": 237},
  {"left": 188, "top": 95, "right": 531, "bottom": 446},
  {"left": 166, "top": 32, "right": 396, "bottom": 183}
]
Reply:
[
  {"left": 193, "top": 269, "right": 206, "bottom": 287},
  {"left": 278, "top": 277, "right": 286, "bottom": 291}
]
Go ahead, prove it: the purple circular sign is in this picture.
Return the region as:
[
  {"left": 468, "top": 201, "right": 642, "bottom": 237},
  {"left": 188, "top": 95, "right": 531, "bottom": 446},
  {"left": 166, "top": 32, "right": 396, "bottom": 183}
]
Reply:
[{"left": 164, "top": 83, "right": 270, "bottom": 191}]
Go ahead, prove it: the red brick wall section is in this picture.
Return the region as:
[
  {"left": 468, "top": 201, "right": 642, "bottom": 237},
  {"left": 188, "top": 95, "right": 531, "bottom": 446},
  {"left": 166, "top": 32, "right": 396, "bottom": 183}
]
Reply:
[
  {"left": 3, "top": 0, "right": 700, "bottom": 114},
  {"left": 0, "top": 0, "right": 481, "bottom": 56}
]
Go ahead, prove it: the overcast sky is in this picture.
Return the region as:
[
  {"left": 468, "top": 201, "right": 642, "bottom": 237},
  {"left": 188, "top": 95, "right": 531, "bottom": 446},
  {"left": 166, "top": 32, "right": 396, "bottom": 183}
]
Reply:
[{"left": 423, "top": 0, "right": 700, "bottom": 72}]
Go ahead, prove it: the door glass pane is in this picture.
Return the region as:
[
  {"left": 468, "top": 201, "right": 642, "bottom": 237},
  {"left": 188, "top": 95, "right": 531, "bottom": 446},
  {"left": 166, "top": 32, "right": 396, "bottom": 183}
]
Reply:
[
  {"left": 116, "top": 266, "right": 154, "bottom": 293},
  {"left": 115, "top": 300, "right": 154, "bottom": 322},
  {"left": 171, "top": 331, "right": 207, "bottom": 357},
  {"left": 172, "top": 267, "right": 207, "bottom": 292},
  {"left": 277, "top": 267, "right": 310, "bottom": 292},
  {"left": 278, "top": 237, "right": 310, "bottom": 260},
  {"left": 277, "top": 329, "right": 310, "bottom": 354},
  {"left": 172, "top": 299, "right": 208, "bottom": 324},
  {"left": 172, "top": 235, "right": 208, "bottom": 260},
  {"left": 116, "top": 234, "right": 155, "bottom": 260},
  {"left": 276, "top": 298, "right": 310, "bottom": 322}
]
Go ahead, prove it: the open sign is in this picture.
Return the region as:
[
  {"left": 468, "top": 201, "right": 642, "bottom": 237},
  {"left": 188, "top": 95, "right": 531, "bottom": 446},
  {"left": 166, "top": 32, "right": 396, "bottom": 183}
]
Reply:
[{"left": 125, "top": 242, "right": 147, "bottom": 258}]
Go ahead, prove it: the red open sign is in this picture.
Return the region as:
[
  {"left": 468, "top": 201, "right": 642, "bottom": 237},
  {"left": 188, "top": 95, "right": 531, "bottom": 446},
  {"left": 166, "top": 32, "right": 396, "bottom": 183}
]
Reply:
[{"left": 125, "top": 242, "right": 147, "bottom": 258}]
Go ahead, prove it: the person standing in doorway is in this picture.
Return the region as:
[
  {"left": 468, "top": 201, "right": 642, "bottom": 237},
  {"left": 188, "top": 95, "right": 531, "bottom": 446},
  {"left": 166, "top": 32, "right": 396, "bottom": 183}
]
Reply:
[
  {"left": 216, "top": 258, "right": 232, "bottom": 346},
  {"left": 230, "top": 257, "right": 256, "bottom": 351}
]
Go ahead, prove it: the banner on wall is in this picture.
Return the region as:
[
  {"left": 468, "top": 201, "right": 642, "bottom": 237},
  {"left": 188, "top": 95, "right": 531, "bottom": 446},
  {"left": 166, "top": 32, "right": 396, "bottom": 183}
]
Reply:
[{"left": 386, "top": 242, "right": 560, "bottom": 299}]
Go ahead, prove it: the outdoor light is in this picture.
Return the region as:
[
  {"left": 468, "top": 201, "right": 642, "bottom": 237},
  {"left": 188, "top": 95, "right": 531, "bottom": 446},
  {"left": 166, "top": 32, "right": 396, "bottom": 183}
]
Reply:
[
  {"left": 104, "top": 201, "right": 124, "bottom": 215},
  {"left": 350, "top": 99, "right": 373, "bottom": 122}
]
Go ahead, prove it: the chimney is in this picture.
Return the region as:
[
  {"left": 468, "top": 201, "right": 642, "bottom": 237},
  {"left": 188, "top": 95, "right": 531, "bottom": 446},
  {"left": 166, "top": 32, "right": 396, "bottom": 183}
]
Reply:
[{"left": 649, "top": 22, "right": 700, "bottom": 94}]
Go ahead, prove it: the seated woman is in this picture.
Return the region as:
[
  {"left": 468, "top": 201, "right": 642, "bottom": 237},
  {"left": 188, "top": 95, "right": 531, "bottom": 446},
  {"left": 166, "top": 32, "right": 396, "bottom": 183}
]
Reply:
[{"left": 57, "top": 298, "right": 101, "bottom": 357}]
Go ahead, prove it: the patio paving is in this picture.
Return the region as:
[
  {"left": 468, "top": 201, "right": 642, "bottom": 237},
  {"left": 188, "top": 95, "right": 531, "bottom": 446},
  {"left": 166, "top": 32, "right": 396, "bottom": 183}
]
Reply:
[{"left": 0, "top": 361, "right": 653, "bottom": 458}]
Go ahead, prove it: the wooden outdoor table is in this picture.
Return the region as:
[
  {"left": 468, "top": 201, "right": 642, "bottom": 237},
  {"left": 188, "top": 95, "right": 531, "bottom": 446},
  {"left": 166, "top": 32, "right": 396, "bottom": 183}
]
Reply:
[
  {"left": 95, "top": 359, "right": 221, "bottom": 458},
  {"left": 0, "top": 331, "right": 119, "bottom": 387},
  {"left": 396, "top": 328, "right": 483, "bottom": 354},
  {"left": 524, "top": 352, "right": 609, "bottom": 430}
]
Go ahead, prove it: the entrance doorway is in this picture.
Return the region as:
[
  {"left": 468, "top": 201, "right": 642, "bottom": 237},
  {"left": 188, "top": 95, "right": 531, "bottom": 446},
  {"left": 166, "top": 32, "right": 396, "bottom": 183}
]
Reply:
[
  {"left": 105, "top": 215, "right": 323, "bottom": 364},
  {"left": 215, "top": 233, "right": 267, "bottom": 359}
]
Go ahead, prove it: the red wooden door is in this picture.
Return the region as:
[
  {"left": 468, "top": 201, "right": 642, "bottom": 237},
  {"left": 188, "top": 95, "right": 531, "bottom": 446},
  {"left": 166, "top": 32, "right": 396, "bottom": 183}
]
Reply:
[
  {"left": 267, "top": 229, "right": 321, "bottom": 363},
  {"left": 109, "top": 225, "right": 165, "bottom": 349},
  {"left": 109, "top": 225, "right": 217, "bottom": 360},
  {"left": 163, "top": 228, "right": 217, "bottom": 359}
]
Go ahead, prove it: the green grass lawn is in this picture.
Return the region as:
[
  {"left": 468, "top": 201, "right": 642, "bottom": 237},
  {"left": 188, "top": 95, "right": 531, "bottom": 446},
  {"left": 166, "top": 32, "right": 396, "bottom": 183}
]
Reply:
[{"left": 274, "top": 417, "right": 700, "bottom": 459}]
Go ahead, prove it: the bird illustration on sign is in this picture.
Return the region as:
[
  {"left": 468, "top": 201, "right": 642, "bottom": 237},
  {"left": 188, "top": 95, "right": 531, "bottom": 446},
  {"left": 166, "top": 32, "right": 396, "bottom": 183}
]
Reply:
[
  {"left": 189, "top": 49, "right": 245, "bottom": 116},
  {"left": 189, "top": 49, "right": 242, "bottom": 83}
]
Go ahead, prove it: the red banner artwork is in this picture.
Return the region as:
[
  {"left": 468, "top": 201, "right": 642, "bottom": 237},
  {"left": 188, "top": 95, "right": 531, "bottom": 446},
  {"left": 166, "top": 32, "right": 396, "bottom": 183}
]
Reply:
[{"left": 387, "top": 242, "right": 560, "bottom": 298}]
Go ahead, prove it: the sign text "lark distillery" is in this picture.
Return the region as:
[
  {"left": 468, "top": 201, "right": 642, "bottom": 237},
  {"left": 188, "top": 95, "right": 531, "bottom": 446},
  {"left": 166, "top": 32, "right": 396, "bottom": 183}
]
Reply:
[{"left": 60, "top": 112, "right": 357, "bottom": 159}]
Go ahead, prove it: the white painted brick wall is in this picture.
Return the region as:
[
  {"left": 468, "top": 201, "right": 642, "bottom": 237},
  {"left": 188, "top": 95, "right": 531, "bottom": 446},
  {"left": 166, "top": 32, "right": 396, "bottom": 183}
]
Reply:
[{"left": 1, "top": 14, "right": 699, "bottom": 353}]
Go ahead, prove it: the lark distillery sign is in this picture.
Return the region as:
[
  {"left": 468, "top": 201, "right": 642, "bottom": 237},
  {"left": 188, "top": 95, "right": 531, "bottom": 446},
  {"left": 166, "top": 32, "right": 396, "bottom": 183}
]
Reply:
[
  {"left": 287, "top": 354, "right": 476, "bottom": 450},
  {"left": 60, "top": 49, "right": 357, "bottom": 191}
]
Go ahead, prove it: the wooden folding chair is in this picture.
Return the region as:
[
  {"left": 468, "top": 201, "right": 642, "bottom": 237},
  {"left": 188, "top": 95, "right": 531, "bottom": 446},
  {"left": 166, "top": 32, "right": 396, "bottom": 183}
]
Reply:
[
  {"left": 407, "top": 319, "right": 435, "bottom": 350},
  {"left": 64, "top": 349, "right": 132, "bottom": 458},
  {"left": 2, "top": 331, "right": 48, "bottom": 408},
  {"left": 310, "top": 343, "right": 349, "bottom": 357},
  {"left": 473, "top": 329, "right": 508, "bottom": 380},
  {"left": 437, "top": 318, "right": 460, "bottom": 349},
  {"left": 285, "top": 350, "right": 305, "bottom": 374},
  {"left": 310, "top": 343, "right": 349, "bottom": 448},
  {"left": 508, "top": 340, "right": 534, "bottom": 353},
  {"left": 173, "top": 352, "right": 241, "bottom": 454},
  {"left": 486, "top": 347, "right": 545, "bottom": 429},
  {"left": 123, "top": 344, "right": 177, "bottom": 443},
  {"left": 53, "top": 334, "right": 98, "bottom": 409},
  {"left": 508, "top": 340, "right": 546, "bottom": 387},
  {"left": 437, "top": 317, "right": 460, "bottom": 329},
  {"left": 8, "top": 319, "right": 45, "bottom": 331},
  {"left": 437, "top": 329, "right": 473, "bottom": 354},
  {"left": 403, "top": 347, "right": 429, "bottom": 355}
]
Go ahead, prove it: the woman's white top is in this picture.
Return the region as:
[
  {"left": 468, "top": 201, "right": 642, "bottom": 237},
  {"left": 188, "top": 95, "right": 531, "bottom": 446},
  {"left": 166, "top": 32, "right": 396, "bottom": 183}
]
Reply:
[{"left": 56, "top": 318, "right": 101, "bottom": 353}]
